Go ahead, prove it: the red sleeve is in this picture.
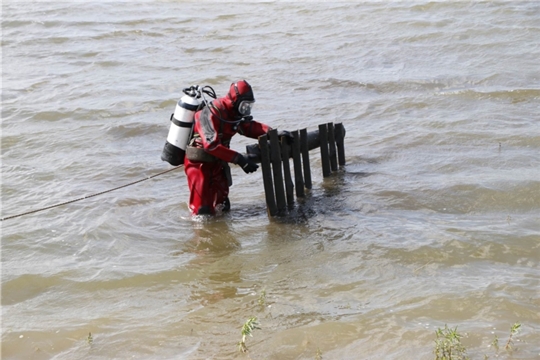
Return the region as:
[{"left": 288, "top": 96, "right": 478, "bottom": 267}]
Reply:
[
  {"left": 238, "top": 120, "right": 271, "bottom": 139},
  {"left": 195, "top": 108, "right": 241, "bottom": 163},
  {"left": 205, "top": 144, "right": 239, "bottom": 163}
]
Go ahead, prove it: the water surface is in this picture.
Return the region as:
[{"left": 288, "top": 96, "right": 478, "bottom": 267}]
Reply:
[{"left": 2, "top": 2, "right": 539, "bottom": 359}]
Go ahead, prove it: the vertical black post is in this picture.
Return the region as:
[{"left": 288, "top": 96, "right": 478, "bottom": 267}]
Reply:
[
  {"left": 258, "top": 134, "right": 277, "bottom": 216},
  {"left": 300, "top": 128, "right": 312, "bottom": 189},
  {"left": 319, "top": 123, "right": 331, "bottom": 177},
  {"left": 269, "top": 129, "right": 286, "bottom": 212},
  {"left": 281, "top": 136, "right": 294, "bottom": 206},
  {"left": 335, "top": 123, "right": 346, "bottom": 166},
  {"left": 328, "top": 122, "right": 338, "bottom": 172},
  {"left": 291, "top": 130, "right": 305, "bottom": 197}
]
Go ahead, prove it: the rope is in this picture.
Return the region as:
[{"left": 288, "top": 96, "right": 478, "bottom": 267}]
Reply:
[{"left": 0, "top": 165, "right": 183, "bottom": 222}]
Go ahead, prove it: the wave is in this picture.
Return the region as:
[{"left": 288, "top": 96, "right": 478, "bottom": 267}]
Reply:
[{"left": 440, "top": 87, "right": 540, "bottom": 102}]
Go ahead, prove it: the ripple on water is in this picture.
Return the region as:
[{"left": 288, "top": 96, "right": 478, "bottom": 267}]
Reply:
[{"left": 2, "top": 1, "right": 540, "bottom": 359}]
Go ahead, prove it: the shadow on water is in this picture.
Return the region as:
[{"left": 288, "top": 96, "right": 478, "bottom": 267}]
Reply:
[
  {"left": 171, "top": 163, "right": 376, "bottom": 253},
  {"left": 265, "top": 165, "right": 375, "bottom": 224}
]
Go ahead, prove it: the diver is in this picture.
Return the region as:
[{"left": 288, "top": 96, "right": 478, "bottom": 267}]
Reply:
[{"left": 183, "top": 80, "right": 292, "bottom": 215}]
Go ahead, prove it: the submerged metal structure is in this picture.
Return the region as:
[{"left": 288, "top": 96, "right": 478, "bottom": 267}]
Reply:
[{"left": 246, "top": 122, "right": 346, "bottom": 217}]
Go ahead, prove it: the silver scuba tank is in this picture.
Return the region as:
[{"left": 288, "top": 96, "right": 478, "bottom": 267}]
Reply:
[{"left": 161, "top": 87, "right": 201, "bottom": 166}]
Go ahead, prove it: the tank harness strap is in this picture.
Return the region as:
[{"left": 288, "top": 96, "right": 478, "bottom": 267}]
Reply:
[
  {"left": 187, "top": 101, "right": 232, "bottom": 163},
  {"left": 186, "top": 134, "right": 231, "bottom": 163},
  {"left": 186, "top": 147, "right": 218, "bottom": 162}
]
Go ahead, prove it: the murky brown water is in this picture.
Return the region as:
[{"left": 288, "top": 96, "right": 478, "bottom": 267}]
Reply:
[{"left": 2, "top": 2, "right": 539, "bottom": 359}]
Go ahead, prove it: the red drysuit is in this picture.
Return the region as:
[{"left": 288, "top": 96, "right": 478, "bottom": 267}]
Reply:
[{"left": 184, "top": 80, "right": 271, "bottom": 215}]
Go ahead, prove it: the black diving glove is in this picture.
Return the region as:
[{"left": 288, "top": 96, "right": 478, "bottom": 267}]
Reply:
[
  {"left": 277, "top": 130, "right": 294, "bottom": 144},
  {"left": 235, "top": 154, "right": 259, "bottom": 174}
]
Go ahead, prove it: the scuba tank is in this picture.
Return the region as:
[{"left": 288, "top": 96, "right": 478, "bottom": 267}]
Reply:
[
  {"left": 161, "top": 86, "right": 202, "bottom": 166},
  {"left": 161, "top": 85, "right": 217, "bottom": 166}
]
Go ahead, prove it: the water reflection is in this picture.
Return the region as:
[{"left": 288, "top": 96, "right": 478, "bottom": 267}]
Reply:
[
  {"left": 177, "top": 218, "right": 244, "bottom": 306},
  {"left": 186, "top": 216, "right": 241, "bottom": 253}
]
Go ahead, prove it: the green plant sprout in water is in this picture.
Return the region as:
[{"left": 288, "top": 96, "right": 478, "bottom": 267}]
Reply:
[
  {"left": 504, "top": 322, "right": 521, "bottom": 352},
  {"left": 258, "top": 289, "right": 266, "bottom": 309},
  {"left": 87, "top": 332, "right": 93, "bottom": 345},
  {"left": 434, "top": 325, "right": 469, "bottom": 360},
  {"left": 491, "top": 334, "right": 499, "bottom": 354},
  {"left": 238, "top": 317, "right": 260, "bottom": 353}
]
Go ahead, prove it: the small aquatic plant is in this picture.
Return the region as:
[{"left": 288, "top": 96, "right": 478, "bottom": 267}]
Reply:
[
  {"left": 258, "top": 289, "right": 267, "bottom": 309},
  {"left": 434, "top": 324, "right": 469, "bottom": 360},
  {"left": 490, "top": 334, "right": 499, "bottom": 354},
  {"left": 504, "top": 322, "right": 521, "bottom": 352},
  {"left": 486, "top": 322, "right": 522, "bottom": 358},
  {"left": 238, "top": 317, "right": 260, "bottom": 353}
]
